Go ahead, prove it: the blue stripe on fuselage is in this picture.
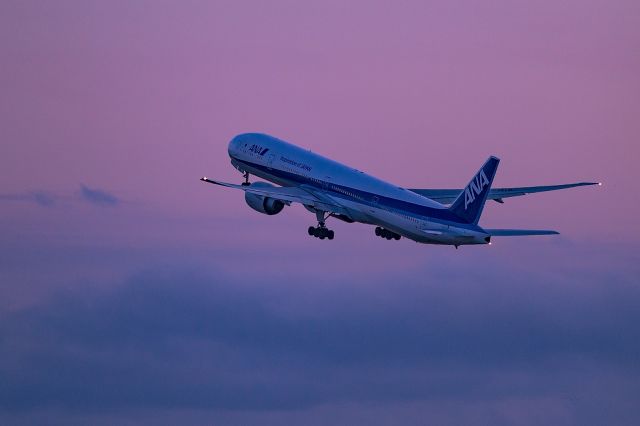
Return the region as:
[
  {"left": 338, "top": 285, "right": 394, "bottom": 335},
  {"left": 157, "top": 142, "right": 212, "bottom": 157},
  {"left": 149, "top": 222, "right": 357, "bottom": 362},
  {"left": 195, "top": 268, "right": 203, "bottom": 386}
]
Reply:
[{"left": 232, "top": 157, "right": 480, "bottom": 229}]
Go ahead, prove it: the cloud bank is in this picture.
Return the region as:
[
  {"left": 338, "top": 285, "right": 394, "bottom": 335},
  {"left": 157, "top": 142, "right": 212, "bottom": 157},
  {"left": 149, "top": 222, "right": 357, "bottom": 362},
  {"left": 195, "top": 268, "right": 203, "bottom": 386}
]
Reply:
[{"left": 1, "top": 258, "right": 638, "bottom": 425}]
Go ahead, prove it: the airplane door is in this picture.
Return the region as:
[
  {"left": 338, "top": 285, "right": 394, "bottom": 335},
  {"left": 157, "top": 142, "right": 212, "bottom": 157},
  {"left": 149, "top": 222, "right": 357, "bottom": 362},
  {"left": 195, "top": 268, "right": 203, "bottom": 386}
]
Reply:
[
  {"left": 267, "top": 152, "right": 276, "bottom": 168},
  {"left": 370, "top": 195, "right": 380, "bottom": 214}
]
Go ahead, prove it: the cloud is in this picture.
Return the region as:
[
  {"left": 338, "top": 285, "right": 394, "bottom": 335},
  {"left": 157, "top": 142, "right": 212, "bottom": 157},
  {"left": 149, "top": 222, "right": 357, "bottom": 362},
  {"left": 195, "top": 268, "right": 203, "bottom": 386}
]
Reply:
[
  {"left": 79, "top": 185, "right": 119, "bottom": 206},
  {"left": 0, "top": 191, "right": 57, "bottom": 207},
  {"left": 0, "top": 186, "right": 120, "bottom": 208},
  {"left": 1, "top": 263, "right": 639, "bottom": 424}
]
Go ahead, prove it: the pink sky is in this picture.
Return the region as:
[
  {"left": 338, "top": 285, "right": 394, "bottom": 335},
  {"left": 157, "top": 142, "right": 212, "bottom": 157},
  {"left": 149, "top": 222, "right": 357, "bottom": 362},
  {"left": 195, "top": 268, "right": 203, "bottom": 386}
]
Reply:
[{"left": 1, "top": 0, "right": 637, "bottom": 230}]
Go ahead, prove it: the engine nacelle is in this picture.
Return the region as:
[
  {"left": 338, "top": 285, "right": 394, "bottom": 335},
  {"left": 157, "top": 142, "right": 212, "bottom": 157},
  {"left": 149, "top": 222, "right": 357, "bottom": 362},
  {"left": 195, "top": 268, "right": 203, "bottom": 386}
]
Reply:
[{"left": 244, "top": 182, "right": 285, "bottom": 215}]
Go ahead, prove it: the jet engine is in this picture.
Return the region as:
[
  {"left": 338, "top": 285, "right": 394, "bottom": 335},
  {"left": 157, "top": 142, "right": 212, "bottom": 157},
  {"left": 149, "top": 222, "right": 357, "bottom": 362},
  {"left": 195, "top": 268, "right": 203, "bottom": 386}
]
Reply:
[{"left": 244, "top": 182, "right": 285, "bottom": 215}]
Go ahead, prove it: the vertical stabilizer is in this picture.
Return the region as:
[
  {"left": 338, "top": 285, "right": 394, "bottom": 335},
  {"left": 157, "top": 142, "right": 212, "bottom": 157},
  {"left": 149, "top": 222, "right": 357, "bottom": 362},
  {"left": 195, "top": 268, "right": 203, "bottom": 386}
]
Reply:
[{"left": 449, "top": 156, "right": 500, "bottom": 224}]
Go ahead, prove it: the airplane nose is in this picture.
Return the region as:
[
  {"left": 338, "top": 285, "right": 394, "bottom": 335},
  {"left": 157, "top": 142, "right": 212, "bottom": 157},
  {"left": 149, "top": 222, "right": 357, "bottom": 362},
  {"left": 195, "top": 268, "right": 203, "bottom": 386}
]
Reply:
[{"left": 228, "top": 135, "right": 242, "bottom": 157}]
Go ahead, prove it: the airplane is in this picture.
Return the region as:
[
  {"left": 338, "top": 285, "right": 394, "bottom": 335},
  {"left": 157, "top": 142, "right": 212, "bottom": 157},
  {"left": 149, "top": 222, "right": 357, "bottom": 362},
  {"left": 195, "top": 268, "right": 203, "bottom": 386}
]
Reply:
[{"left": 201, "top": 133, "right": 599, "bottom": 247}]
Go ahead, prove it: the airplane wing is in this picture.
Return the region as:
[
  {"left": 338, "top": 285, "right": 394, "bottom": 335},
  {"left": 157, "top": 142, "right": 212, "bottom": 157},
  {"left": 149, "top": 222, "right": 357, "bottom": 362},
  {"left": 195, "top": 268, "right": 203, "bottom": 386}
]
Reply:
[
  {"left": 484, "top": 229, "right": 559, "bottom": 236},
  {"left": 200, "top": 177, "right": 351, "bottom": 216},
  {"left": 409, "top": 182, "right": 600, "bottom": 205}
]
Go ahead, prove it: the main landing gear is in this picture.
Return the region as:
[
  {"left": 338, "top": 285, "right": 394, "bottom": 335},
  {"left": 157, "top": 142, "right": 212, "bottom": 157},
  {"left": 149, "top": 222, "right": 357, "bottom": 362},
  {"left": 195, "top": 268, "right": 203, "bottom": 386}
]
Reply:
[
  {"left": 375, "top": 227, "right": 401, "bottom": 240},
  {"left": 308, "top": 210, "right": 334, "bottom": 240}
]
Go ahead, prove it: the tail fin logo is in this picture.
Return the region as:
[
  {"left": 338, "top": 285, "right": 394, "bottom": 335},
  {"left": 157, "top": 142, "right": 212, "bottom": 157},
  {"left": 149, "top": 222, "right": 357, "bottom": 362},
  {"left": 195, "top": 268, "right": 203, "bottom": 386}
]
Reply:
[{"left": 464, "top": 169, "right": 490, "bottom": 210}]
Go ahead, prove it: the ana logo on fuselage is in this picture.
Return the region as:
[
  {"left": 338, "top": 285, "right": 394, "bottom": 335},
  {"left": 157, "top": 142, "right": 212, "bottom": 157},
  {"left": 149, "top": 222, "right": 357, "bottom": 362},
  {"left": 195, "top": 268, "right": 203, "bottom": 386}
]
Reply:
[
  {"left": 464, "top": 169, "right": 490, "bottom": 210},
  {"left": 249, "top": 144, "right": 269, "bottom": 156}
]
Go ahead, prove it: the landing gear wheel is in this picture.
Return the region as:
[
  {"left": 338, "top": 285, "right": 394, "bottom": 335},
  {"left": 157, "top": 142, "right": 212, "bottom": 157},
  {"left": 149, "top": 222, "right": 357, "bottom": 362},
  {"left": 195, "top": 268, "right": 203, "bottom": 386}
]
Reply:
[
  {"left": 308, "top": 225, "right": 334, "bottom": 240},
  {"left": 375, "top": 227, "right": 401, "bottom": 241}
]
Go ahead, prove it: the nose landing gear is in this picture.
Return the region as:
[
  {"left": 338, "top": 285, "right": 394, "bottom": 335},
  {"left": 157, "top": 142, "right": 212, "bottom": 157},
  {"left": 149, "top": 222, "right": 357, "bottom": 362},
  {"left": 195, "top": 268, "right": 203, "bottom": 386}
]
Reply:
[
  {"left": 375, "top": 227, "right": 401, "bottom": 240},
  {"left": 241, "top": 171, "right": 251, "bottom": 186}
]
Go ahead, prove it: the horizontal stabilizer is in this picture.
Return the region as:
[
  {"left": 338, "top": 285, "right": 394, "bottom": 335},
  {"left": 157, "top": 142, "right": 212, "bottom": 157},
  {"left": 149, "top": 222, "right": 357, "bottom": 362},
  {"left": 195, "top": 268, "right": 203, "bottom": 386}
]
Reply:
[{"left": 485, "top": 229, "right": 559, "bottom": 236}]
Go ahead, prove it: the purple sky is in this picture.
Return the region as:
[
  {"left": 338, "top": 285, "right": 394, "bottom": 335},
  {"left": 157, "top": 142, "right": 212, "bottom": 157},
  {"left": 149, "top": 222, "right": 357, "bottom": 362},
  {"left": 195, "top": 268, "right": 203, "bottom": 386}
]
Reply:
[{"left": 1, "top": 1, "right": 639, "bottom": 425}]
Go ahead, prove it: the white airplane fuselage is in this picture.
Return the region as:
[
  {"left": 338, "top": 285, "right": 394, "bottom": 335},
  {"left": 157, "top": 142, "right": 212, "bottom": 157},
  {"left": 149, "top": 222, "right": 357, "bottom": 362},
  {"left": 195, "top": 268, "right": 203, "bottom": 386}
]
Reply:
[{"left": 227, "top": 133, "right": 491, "bottom": 245}]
